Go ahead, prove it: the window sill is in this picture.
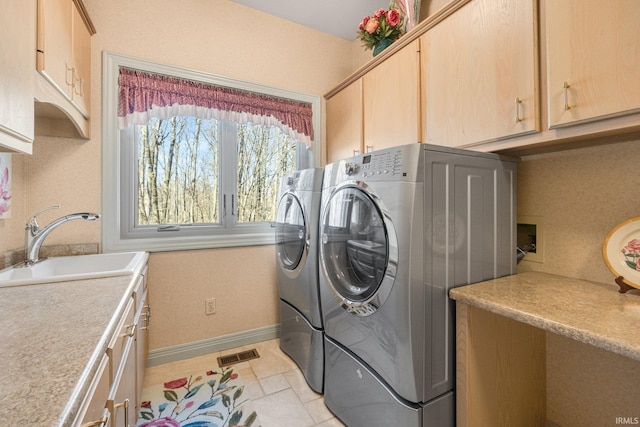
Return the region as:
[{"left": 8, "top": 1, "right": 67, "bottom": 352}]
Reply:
[{"left": 101, "top": 232, "right": 275, "bottom": 253}]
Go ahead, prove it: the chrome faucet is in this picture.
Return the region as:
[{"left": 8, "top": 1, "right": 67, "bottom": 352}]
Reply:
[{"left": 24, "top": 205, "right": 101, "bottom": 265}]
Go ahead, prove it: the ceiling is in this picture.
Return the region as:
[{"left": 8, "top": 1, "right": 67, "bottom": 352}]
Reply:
[{"left": 229, "top": 0, "right": 390, "bottom": 41}]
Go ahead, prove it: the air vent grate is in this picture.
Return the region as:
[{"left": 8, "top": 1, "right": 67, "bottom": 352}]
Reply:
[{"left": 217, "top": 349, "right": 260, "bottom": 367}]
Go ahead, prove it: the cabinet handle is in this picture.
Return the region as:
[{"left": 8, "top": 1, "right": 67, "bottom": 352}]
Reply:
[
  {"left": 562, "top": 81, "right": 572, "bottom": 111},
  {"left": 81, "top": 410, "right": 110, "bottom": 427},
  {"left": 122, "top": 323, "right": 136, "bottom": 338},
  {"left": 74, "top": 77, "right": 85, "bottom": 97},
  {"left": 114, "top": 398, "right": 130, "bottom": 427},
  {"left": 142, "top": 304, "right": 151, "bottom": 330},
  {"left": 65, "top": 64, "right": 75, "bottom": 87},
  {"left": 515, "top": 97, "right": 523, "bottom": 122}
]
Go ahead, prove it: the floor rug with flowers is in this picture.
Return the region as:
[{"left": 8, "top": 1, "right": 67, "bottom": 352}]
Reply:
[{"left": 136, "top": 366, "right": 261, "bottom": 427}]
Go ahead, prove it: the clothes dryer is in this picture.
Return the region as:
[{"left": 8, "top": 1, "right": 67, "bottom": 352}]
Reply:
[
  {"left": 275, "top": 168, "right": 324, "bottom": 393},
  {"left": 319, "top": 144, "right": 518, "bottom": 426}
]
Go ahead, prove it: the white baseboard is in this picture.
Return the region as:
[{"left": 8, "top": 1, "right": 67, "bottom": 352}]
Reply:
[{"left": 147, "top": 324, "right": 280, "bottom": 367}]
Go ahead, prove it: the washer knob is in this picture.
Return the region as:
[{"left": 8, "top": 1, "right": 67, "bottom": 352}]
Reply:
[{"left": 345, "top": 162, "right": 359, "bottom": 175}]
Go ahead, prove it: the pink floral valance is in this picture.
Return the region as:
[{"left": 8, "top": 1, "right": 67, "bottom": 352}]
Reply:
[{"left": 117, "top": 67, "right": 314, "bottom": 147}]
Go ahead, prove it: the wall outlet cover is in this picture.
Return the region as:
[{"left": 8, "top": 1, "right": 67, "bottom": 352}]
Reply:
[{"left": 205, "top": 298, "right": 216, "bottom": 315}]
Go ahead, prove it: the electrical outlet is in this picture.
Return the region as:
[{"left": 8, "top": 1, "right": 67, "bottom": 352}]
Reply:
[{"left": 205, "top": 298, "right": 216, "bottom": 315}]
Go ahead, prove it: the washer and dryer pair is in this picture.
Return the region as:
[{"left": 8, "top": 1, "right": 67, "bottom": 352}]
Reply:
[
  {"left": 275, "top": 168, "right": 325, "bottom": 394},
  {"left": 275, "top": 143, "right": 518, "bottom": 426},
  {"left": 318, "top": 143, "right": 518, "bottom": 426}
]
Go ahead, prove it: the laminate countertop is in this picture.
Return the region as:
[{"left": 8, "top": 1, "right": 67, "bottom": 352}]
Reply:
[
  {"left": 449, "top": 271, "right": 640, "bottom": 362},
  {"left": 0, "top": 253, "right": 148, "bottom": 426}
]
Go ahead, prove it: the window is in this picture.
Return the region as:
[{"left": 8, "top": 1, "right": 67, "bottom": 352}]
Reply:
[{"left": 102, "top": 53, "right": 320, "bottom": 252}]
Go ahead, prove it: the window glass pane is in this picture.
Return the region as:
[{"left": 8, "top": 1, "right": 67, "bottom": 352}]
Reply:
[
  {"left": 236, "top": 123, "right": 297, "bottom": 223},
  {"left": 136, "top": 116, "right": 220, "bottom": 226}
]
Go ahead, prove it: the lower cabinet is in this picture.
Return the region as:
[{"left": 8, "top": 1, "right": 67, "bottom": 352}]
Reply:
[
  {"left": 74, "top": 265, "right": 149, "bottom": 427},
  {"left": 107, "top": 269, "right": 149, "bottom": 427},
  {"left": 108, "top": 332, "right": 137, "bottom": 427},
  {"left": 455, "top": 303, "right": 546, "bottom": 427},
  {"left": 134, "top": 267, "right": 150, "bottom": 416},
  {"left": 75, "top": 355, "right": 111, "bottom": 427}
]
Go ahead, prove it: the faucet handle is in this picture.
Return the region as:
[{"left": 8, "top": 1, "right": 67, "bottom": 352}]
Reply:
[{"left": 28, "top": 205, "right": 60, "bottom": 230}]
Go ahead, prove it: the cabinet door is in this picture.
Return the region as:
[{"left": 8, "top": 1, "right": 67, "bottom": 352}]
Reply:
[
  {"left": 325, "top": 80, "right": 363, "bottom": 164},
  {"left": 71, "top": 0, "right": 91, "bottom": 117},
  {"left": 109, "top": 336, "right": 136, "bottom": 427},
  {"left": 107, "top": 297, "right": 135, "bottom": 383},
  {"left": 0, "top": 0, "right": 35, "bottom": 153},
  {"left": 76, "top": 355, "right": 110, "bottom": 427},
  {"left": 363, "top": 40, "right": 421, "bottom": 152},
  {"left": 422, "top": 0, "right": 538, "bottom": 147},
  {"left": 546, "top": 0, "right": 640, "bottom": 127},
  {"left": 37, "top": 0, "right": 74, "bottom": 99},
  {"left": 134, "top": 271, "right": 149, "bottom": 415}
]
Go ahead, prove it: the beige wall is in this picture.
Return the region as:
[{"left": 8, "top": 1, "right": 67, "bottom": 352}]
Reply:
[
  {"left": 517, "top": 139, "right": 639, "bottom": 283},
  {"left": 0, "top": 0, "right": 356, "bottom": 350},
  {"left": 148, "top": 246, "right": 278, "bottom": 349},
  {"left": 517, "top": 139, "right": 640, "bottom": 425}
]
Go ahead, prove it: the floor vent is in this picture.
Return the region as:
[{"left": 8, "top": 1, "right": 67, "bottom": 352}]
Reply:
[{"left": 217, "top": 349, "right": 260, "bottom": 367}]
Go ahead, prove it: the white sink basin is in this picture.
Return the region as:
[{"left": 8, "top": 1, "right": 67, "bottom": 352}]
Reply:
[{"left": 0, "top": 251, "right": 147, "bottom": 288}]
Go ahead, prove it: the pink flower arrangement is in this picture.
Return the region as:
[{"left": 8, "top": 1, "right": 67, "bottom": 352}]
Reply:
[{"left": 357, "top": 7, "right": 405, "bottom": 52}]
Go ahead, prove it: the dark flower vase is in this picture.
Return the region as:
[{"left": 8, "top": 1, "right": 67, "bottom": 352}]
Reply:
[{"left": 373, "top": 37, "right": 394, "bottom": 56}]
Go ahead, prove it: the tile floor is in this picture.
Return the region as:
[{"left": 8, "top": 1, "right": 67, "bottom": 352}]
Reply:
[{"left": 141, "top": 339, "right": 346, "bottom": 427}]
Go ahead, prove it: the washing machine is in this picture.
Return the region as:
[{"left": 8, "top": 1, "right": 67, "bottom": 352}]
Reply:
[
  {"left": 275, "top": 168, "right": 324, "bottom": 393},
  {"left": 319, "top": 143, "right": 518, "bottom": 426}
]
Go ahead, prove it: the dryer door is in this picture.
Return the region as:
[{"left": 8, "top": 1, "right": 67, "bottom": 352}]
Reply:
[
  {"left": 275, "top": 192, "right": 307, "bottom": 278},
  {"left": 320, "top": 182, "right": 398, "bottom": 316}
]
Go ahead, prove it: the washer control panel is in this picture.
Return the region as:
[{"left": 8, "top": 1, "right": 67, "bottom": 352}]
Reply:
[
  {"left": 357, "top": 148, "right": 404, "bottom": 177},
  {"left": 339, "top": 144, "right": 422, "bottom": 182}
]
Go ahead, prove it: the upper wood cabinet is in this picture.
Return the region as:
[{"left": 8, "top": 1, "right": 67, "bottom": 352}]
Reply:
[
  {"left": 325, "top": 39, "right": 421, "bottom": 164},
  {"left": 36, "top": 0, "right": 95, "bottom": 138},
  {"left": 325, "top": 79, "right": 363, "bottom": 164},
  {"left": 0, "top": 1, "right": 36, "bottom": 154},
  {"left": 421, "top": 0, "right": 539, "bottom": 147},
  {"left": 363, "top": 39, "right": 421, "bottom": 152},
  {"left": 545, "top": 0, "right": 640, "bottom": 128}
]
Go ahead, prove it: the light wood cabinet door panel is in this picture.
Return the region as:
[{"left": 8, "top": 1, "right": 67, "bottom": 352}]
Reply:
[
  {"left": 546, "top": 0, "right": 640, "bottom": 127},
  {"left": 36, "top": 0, "right": 92, "bottom": 137},
  {"left": 0, "top": 0, "right": 35, "bottom": 152},
  {"left": 363, "top": 39, "right": 421, "bottom": 152},
  {"left": 37, "top": 0, "right": 73, "bottom": 99},
  {"left": 71, "top": 1, "right": 91, "bottom": 117},
  {"left": 422, "top": 0, "right": 539, "bottom": 147},
  {"left": 325, "top": 80, "right": 363, "bottom": 164}
]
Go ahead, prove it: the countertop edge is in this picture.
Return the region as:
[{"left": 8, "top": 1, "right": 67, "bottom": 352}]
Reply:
[
  {"left": 57, "top": 251, "right": 150, "bottom": 426},
  {"left": 450, "top": 272, "right": 640, "bottom": 363}
]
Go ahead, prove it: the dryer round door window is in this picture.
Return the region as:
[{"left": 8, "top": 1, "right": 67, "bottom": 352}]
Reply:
[
  {"left": 320, "top": 182, "right": 398, "bottom": 316},
  {"left": 275, "top": 192, "right": 307, "bottom": 277}
]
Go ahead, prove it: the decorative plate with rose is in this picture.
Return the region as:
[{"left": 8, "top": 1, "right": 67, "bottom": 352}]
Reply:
[{"left": 603, "top": 216, "right": 640, "bottom": 290}]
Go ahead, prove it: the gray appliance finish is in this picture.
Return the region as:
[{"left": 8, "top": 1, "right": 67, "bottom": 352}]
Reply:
[
  {"left": 275, "top": 168, "right": 324, "bottom": 393},
  {"left": 319, "top": 143, "right": 518, "bottom": 427}
]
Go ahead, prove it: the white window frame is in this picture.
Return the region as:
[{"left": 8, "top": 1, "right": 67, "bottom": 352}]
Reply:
[{"left": 101, "top": 52, "right": 321, "bottom": 252}]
